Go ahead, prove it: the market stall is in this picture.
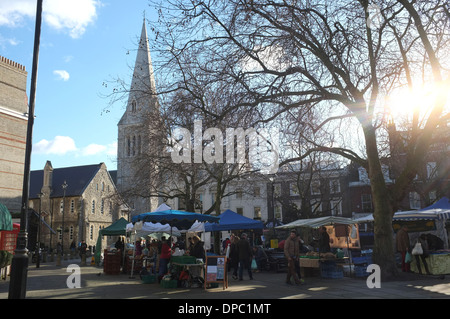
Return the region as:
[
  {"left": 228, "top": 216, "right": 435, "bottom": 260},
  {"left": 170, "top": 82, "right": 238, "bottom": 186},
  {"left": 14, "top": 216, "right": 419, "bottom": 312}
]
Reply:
[
  {"left": 276, "top": 216, "right": 360, "bottom": 278},
  {"left": 129, "top": 209, "right": 219, "bottom": 287},
  {"left": 0, "top": 203, "right": 14, "bottom": 279},
  {"left": 94, "top": 217, "right": 129, "bottom": 273}
]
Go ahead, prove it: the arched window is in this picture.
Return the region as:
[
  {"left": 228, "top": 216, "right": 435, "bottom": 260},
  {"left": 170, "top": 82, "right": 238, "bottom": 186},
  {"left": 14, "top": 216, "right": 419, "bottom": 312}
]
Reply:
[
  {"left": 131, "top": 100, "right": 137, "bottom": 112},
  {"left": 127, "top": 137, "right": 131, "bottom": 157}
]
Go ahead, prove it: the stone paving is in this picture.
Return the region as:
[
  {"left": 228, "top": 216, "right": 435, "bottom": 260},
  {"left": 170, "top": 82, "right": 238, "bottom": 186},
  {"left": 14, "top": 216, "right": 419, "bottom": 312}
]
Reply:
[{"left": 1, "top": 259, "right": 450, "bottom": 300}]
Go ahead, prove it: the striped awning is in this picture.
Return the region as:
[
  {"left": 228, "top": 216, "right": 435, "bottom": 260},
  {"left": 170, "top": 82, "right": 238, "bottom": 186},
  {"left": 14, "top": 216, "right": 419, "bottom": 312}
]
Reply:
[{"left": 276, "top": 216, "right": 356, "bottom": 230}]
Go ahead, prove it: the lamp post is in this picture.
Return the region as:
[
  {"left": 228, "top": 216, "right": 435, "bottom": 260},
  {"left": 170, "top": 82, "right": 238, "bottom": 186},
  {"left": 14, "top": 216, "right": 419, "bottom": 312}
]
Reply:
[
  {"left": 36, "top": 192, "right": 44, "bottom": 268},
  {"left": 61, "top": 181, "right": 68, "bottom": 257},
  {"left": 8, "top": 0, "right": 43, "bottom": 299}
]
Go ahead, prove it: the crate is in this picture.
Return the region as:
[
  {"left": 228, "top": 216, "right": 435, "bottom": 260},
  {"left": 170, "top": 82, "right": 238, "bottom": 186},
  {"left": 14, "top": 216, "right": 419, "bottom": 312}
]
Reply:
[
  {"left": 355, "top": 266, "right": 369, "bottom": 277},
  {"left": 352, "top": 256, "right": 372, "bottom": 265},
  {"left": 141, "top": 274, "right": 157, "bottom": 284},
  {"left": 321, "top": 270, "right": 343, "bottom": 279},
  {"left": 171, "top": 256, "right": 196, "bottom": 264},
  {"left": 160, "top": 279, "right": 178, "bottom": 288}
]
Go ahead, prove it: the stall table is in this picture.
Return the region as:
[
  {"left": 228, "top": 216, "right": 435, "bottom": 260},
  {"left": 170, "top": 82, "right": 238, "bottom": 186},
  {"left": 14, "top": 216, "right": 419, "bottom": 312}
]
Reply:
[
  {"left": 299, "top": 257, "right": 349, "bottom": 278},
  {"left": 410, "top": 251, "right": 450, "bottom": 275}
]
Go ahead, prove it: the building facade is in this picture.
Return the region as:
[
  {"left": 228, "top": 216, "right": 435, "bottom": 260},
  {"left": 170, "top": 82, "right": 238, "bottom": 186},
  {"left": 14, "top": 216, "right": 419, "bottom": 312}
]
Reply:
[
  {"left": 28, "top": 161, "right": 127, "bottom": 253},
  {"left": 0, "top": 56, "right": 28, "bottom": 213}
]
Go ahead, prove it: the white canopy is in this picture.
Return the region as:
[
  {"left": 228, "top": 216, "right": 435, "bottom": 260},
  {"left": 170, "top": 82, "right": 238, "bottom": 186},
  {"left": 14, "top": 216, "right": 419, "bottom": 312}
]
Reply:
[
  {"left": 276, "top": 216, "right": 356, "bottom": 229},
  {"left": 126, "top": 220, "right": 205, "bottom": 237}
]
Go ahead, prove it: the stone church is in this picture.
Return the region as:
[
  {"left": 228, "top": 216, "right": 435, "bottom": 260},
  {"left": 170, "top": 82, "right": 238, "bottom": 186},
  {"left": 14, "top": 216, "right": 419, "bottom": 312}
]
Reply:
[{"left": 116, "top": 21, "right": 161, "bottom": 217}]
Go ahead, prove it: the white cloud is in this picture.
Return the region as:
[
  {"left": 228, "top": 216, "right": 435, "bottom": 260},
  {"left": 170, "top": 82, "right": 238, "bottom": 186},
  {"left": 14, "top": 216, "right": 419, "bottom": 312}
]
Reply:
[
  {"left": 53, "top": 70, "right": 70, "bottom": 81},
  {"left": 81, "top": 143, "right": 106, "bottom": 156},
  {"left": 33, "top": 136, "right": 117, "bottom": 161},
  {"left": 34, "top": 136, "right": 77, "bottom": 155},
  {"left": 0, "top": 0, "right": 101, "bottom": 38}
]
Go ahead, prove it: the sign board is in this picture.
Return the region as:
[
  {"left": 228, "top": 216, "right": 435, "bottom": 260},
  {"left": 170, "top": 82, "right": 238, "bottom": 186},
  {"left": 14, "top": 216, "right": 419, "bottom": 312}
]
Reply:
[{"left": 204, "top": 255, "right": 228, "bottom": 290}]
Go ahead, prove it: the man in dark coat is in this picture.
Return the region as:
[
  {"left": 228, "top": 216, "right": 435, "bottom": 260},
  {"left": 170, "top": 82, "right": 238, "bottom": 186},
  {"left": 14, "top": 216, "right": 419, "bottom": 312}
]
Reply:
[{"left": 236, "top": 233, "right": 253, "bottom": 280}]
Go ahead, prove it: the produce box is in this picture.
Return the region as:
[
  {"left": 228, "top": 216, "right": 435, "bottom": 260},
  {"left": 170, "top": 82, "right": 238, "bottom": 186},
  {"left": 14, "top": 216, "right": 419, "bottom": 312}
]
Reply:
[
  {"left": 141, "top": 274, "right": 157, "bottom": 284},
  {"left": 171, "top": 256, "right": 197, "bottom": 264},
  {"left": 160, "top": 279, "right": 178, "bottom": 288}
]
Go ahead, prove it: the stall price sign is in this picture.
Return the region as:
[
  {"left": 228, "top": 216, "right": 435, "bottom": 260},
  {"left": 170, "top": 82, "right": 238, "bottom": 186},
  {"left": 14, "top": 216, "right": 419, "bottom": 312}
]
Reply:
[{"left": 204, "top": 256, "right": 228, "bottom": 290}]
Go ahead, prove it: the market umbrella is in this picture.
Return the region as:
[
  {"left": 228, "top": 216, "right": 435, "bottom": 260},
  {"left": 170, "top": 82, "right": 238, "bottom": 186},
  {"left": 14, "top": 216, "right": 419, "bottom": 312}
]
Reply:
[
  {"left": 0, "top": 203, "right": 13, "bottom": 231},
  {"left": 131, "top": 209, "right": 219, "bottom": 230}
]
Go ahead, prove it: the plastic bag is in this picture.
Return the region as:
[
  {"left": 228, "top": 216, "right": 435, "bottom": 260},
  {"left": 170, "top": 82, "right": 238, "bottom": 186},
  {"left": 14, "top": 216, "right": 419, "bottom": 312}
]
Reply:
[
  {"left": 412, "top": 242, "right": 423, "bottom": 255},
  {"left": 405, "top": 252, "right": 412, "bottom": 263}
]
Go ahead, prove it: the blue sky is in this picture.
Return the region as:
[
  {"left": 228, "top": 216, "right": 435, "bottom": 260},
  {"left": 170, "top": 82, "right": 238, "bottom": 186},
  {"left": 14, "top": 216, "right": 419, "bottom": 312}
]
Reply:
[{"left": 0, "top": 0, "right": 157, "bottom": 171}]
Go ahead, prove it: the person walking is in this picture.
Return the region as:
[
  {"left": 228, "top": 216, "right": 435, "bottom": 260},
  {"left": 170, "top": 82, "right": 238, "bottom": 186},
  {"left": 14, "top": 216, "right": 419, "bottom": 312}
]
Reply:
[
  {"left": 284, "top": 229, "right": 302, "bottom": 285},
  {"left": 414, "top": 234, "right": 431, "bottom": 275},
  {"left": 237, "top": 233, "right": 253, "bottom": 281},
  {"left": 228, "top": 234, "right": 240, "bottom": 280},
  {"left": 396, "top": 225, "right": 411, "bottom": 272}
]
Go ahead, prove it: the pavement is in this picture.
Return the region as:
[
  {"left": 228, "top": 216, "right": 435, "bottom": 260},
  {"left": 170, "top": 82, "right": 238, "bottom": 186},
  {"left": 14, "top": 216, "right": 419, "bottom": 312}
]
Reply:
[{"left": 1, "top": 258, "right": 450, "bottom": 302}]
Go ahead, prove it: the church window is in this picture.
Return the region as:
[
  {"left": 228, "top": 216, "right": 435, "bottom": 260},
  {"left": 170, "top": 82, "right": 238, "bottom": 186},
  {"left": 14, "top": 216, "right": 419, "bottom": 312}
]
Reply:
[
  {"left": 138, "top": 135, "right": 141, "bottom": 155},
  {"left": 131, "top": 100, "right": 137, "bottom": 112},
  {"left": 132, "top": 136, "right": 136, "bottom": 156},
  {"left": 91, "top": 200, "right": 95, "bottom": 214},
  {"left": 127, "top": 137, "right": 131, "bottom": 157}
]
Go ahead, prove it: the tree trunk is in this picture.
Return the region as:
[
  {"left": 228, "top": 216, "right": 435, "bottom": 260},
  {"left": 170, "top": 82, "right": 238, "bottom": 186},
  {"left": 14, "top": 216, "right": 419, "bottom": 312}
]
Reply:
[{"left": 364, "top": 126, "right": 398, "bottom": 280}]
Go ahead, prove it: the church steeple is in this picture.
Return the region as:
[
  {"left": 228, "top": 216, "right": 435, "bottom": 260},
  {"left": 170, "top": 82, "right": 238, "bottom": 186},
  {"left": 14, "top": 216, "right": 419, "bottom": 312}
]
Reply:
[
  {"left": 119, "top": 19, "right": 158, "bottom": 126},
  {"left": 117, "top": 19, "right": 160, "bottom": 215}
]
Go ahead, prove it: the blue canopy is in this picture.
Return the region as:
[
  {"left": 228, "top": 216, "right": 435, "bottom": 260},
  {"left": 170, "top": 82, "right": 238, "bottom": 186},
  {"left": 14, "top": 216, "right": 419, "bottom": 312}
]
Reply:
[
  {"left": 205, "top": 209, "right": 263, "bottom": 232},
  {"left": 131, "top": 209, "right": 219, "bottom": 230}
]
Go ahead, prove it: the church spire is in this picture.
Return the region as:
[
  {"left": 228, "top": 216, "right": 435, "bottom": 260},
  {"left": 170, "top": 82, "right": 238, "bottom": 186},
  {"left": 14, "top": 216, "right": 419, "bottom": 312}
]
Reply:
[
  {"left": 119, "top": 20, "right": 157, "bottom": 126},
  {"left": 131, "top": 19, "right": 156, "bottom": 96}
]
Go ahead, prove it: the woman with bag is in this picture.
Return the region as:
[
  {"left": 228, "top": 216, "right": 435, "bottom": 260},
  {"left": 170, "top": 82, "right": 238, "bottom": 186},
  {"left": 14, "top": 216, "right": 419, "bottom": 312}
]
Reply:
[
  {"left": 413, "top": 234, "right": 431, "bottom": 275},
  {"left": 396, "top": 225, "right": 411, "bottom": 272}
]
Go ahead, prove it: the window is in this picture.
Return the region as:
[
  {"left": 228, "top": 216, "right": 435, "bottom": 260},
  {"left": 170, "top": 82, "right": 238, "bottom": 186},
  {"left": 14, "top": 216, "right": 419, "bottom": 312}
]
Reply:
[
  {"left": 329, "top": 180, "right": 340, "bottom": 194},
  {"left": 254, "top": 207, "right": 261, "bottom": 219},
  {"left": 91, "top": 200, "right": 95, "bottom": 214},
  {"left": 409, "top": 192, "right": 421, "bottom": 210},
  {"left": 70, "top": 200, "right": 75, "bottom": 213},
  {"left": 311, "top": 180, "right": 321, "bottom": 195},
  {"left": 90, "top": 225, "right": 94, "bottom": 240},
  {"left": 311, "top": 200, "right": 322, "bottom": 213},
  {"left": 236, "top": 207, "right": 244, "bottom": 216},
  {"left": 131, "top": 100, "right": 137, "bottom": 112},
  {"left": 361, "top": 194, "right": 373, "bottom": 213},
  {"left": 274, "top": 205, "right": 282, "bottom": 219},
  {"left": 273, "top": 183, "right": 281, "bottom": 197},
  {"left": 236, "top": 189, "right": 243, "bottom": 200},
  {"left": 290, "top": 182, "right": 299, "bottom": 196},
  {"left": 254, "top": 187, "right": 260, "bottom": 197},
  {"left": 127, "top": 137, "right": 131, "bottom": 156},
  {"left": 101, "top": 199, "right": 104, "bottom": 214},
  {"left": 178, "top": 197, "right": 186, "bottom": 210},
  {"left": 331, "top": 200, "right": 342, "bottom": 216},
  {"left": 60, "top": 200, "right": 64, "bottom": 214},
  {"left": 427, "top": 162, "right": 437, "bottom": 179},
  {"left": 69, "top": 226, "right": 74, "bottom": 240}
]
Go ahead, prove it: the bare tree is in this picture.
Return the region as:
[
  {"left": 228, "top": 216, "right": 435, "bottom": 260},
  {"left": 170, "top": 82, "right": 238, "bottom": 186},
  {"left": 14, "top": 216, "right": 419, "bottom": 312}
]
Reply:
[{"left": 148, "top": 0, "right": 449, "bottom": 278}]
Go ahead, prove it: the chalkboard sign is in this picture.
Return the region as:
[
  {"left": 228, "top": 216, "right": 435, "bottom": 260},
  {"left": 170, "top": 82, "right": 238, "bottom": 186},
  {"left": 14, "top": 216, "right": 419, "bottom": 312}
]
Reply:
[{"left": 204, "top": 255, "right": 228, "bottom": 290}]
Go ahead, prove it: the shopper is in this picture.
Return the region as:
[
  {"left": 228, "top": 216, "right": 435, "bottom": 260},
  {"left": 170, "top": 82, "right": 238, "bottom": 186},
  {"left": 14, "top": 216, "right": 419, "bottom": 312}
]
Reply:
[
  {"left": 237, "top": 233, "right": 253, "bottom": 280},
  {"left": 228, "top": 234, "right": 240, "bottom": 280},
  {"left": 284, "top": 229, "right": 302, "bottom": 285},
  {"left": 319, "top": 226, "right": 331, "bottom": 253},
  {"left": 396, "top": 225, "right": 411, "bottom": 272}
]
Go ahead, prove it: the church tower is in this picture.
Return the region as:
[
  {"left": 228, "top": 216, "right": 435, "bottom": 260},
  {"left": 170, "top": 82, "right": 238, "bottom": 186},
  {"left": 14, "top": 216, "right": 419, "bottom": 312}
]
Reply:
[{"left": 117, "top": 20, "right": 160, "bottom": 216}]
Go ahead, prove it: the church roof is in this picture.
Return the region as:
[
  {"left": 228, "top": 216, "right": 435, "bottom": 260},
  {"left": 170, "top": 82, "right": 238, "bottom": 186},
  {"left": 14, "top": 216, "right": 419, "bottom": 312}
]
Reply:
[{"left": 29, "top": 163, "right": 103, "bottom": 199}]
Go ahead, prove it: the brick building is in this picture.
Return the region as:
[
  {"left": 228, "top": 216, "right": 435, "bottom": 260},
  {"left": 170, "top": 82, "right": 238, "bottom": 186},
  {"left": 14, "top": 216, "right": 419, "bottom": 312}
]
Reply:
[{"left": 0, "top": 56, "right": 28, "bottom": 213}]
